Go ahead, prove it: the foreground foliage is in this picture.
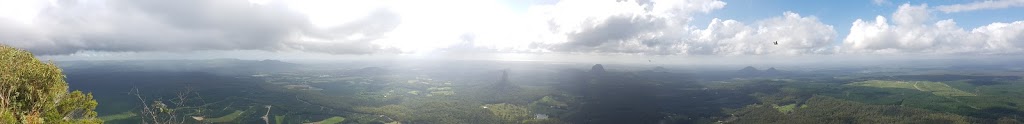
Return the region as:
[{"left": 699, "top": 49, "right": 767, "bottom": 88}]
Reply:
[{"left": 1, "top": 45, "right": 101, "bottom": 124}]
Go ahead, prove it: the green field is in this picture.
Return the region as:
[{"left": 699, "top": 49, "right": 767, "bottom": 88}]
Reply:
[
  {"left": 772, "top": 104, "right": 798, "bottom": 113},
  {"left": 205, "top": 110, "right": 245, "bottom": 123},
  {"left": 847, "top": 80, "right": 976, "bottom": 97},
  {"left": 313, "top": 116, "right": 346, "bottom": 124},
  {"left": 98, "top": 111, "right": 137, "bottom": 121},
  {"left": 275, "top": 115, "right": 285, "bottom": 124}
]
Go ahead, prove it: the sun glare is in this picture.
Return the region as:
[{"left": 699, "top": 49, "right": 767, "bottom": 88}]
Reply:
[
  {"left": 0, "top": 0, "right": 46, "bottom": 24},
  {"left": 264, "top": 0, "right": 526, "bottom": 54}
]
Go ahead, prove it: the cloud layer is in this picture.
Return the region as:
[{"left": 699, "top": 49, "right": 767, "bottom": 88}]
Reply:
[
  {"left": 935, "top": 0, "right": 1024, "bottom": 13},
  {"left": 842, "top": 4, "right": 1024, "bottom": 54},
  {"left": 509, "top": 0, "right": 836, "bottom": 55},
  {"left": 0, "top": 0, "right": 397, "bottom": 55},
  {"left": 0, "top": 0, "right": 1022, "bottom": 56}
]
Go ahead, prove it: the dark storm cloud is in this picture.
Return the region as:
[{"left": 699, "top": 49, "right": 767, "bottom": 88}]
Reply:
[{"left": 0, "top": 0, "right": 399, "bottom": 55}]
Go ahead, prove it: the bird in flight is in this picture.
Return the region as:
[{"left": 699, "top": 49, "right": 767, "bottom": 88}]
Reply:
[{"left": 773, "top": 41, "right": 778, "bottom": 45}]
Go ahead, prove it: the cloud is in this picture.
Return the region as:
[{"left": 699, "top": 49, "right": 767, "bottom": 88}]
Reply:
[
  {"left": 0, "top": 0, "right": 839, "bottom": 56},
  {"left": 693, "top": 12, "right": 837, "bottom": 55},
  {"left": 529, "top": 0, "right": 835, "bottom": 55},
  {"left": 842, "top": 3, "right": 1024, "bottom": 54},
  {"left": 872, "top": 0, "right": 887, "bottom": 5},
  {"left": 935, "top": 0, "right": 1024, "bottom": 13},
  {"left": 554, "top": 15, "right": 675, "bottom": 54},
  {"left": 520, "top": 0, "right": 717, "bottom": 54},
  {"left": 0, "top": 0, "right": 397, "bottom": 55},
  {"left": 22, "top": 0, "right": 1019, "bottom": 56}
]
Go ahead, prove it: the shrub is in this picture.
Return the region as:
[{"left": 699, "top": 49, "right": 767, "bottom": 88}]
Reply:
[{"left": 1, "top": 45, "right": 101, "bottom": 124}]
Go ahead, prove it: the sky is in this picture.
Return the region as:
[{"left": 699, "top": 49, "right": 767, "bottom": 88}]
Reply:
[{"left": 1, "top": 0, "right": 1024, "bottom": 61}]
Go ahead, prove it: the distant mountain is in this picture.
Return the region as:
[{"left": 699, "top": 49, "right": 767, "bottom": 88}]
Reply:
[
  {"left": 482, "top": 69, "right": 521, "bottom": 103},
  {"left": 498, "top": 69, "right": 511, "bottom": 84},
  {"left": 738, "top": 66, "right": 760, "bottom": 74},
  {"left": 201, "top": 59, "right": 298, "bottom": 70},
  {"left": 352, "top": 67, "right": 389, "bottom": 76},
  {"left": 737, "top": 66, "right": 787, "bottom": 76},
  {"left": 257, "top": 59, "right": 294, "bottom": 66},
  {"left": 492, "top": 69, "right": 517, "bottom": 91},
  {"left": 765, "top": 67, "right": 781, "bottom": 74},
  {"left": 591, "top": 64, "right": 606, "bottom": 74},
  {"left": 652, "top": 66, "right": 668, "bottom": 72}
]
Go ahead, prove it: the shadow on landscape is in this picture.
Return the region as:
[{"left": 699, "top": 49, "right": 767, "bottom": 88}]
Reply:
[
  {"left": 561, "top": 64, "right": 759, "bottom": 124},
  {"left": 972, "top": 107, "right": 1024, "bottom": 120}
]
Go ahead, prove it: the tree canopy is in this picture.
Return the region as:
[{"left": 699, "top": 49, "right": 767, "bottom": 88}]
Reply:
[{"left": 1, "top": 45, "right": 101, "bottom": 124}]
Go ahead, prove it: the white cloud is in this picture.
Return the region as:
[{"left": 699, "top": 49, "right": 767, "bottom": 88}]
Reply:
[
  {"left": 0, "top": 0, "right": 400, "bottom": 55},
  {"left": 935, "top": 0, "right": 1024, "bottom": 13},
  {"left": 891, "top": 4, "right": 930, "bottom": 25},
  {"left": 449, "top": 0, "right": 729, "bottom": 54},
  {"left": 842, "top": 3, "right": 1024, "bottom": 54},
  {"left": 872, "top": 0, "right": 887, "bottom": 5},
  {"left": 516, "top": 0, "right": 836, "bottom": 55},
  {"left": 694, "top": 12, "right": 837, "bottom": 55},
  {"left": 0, "top": 0, "right": 898, "bottom": 56},
  {"left": 0, "top": 0, "right": 47, "bottom": 24}
]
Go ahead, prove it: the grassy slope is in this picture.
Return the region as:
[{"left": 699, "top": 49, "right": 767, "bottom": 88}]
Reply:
[
  {"left": 312, "top": 116, "right": 346, "bottom": 124},
  {"left": 205, "top": 110, "right": 244, "bottom": 123},
  {"left": 847, "top": 80, "right": 975, "bottom": 96},
  {"left": 97, "top": 111, "right": 137, "bottom": 121}
]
